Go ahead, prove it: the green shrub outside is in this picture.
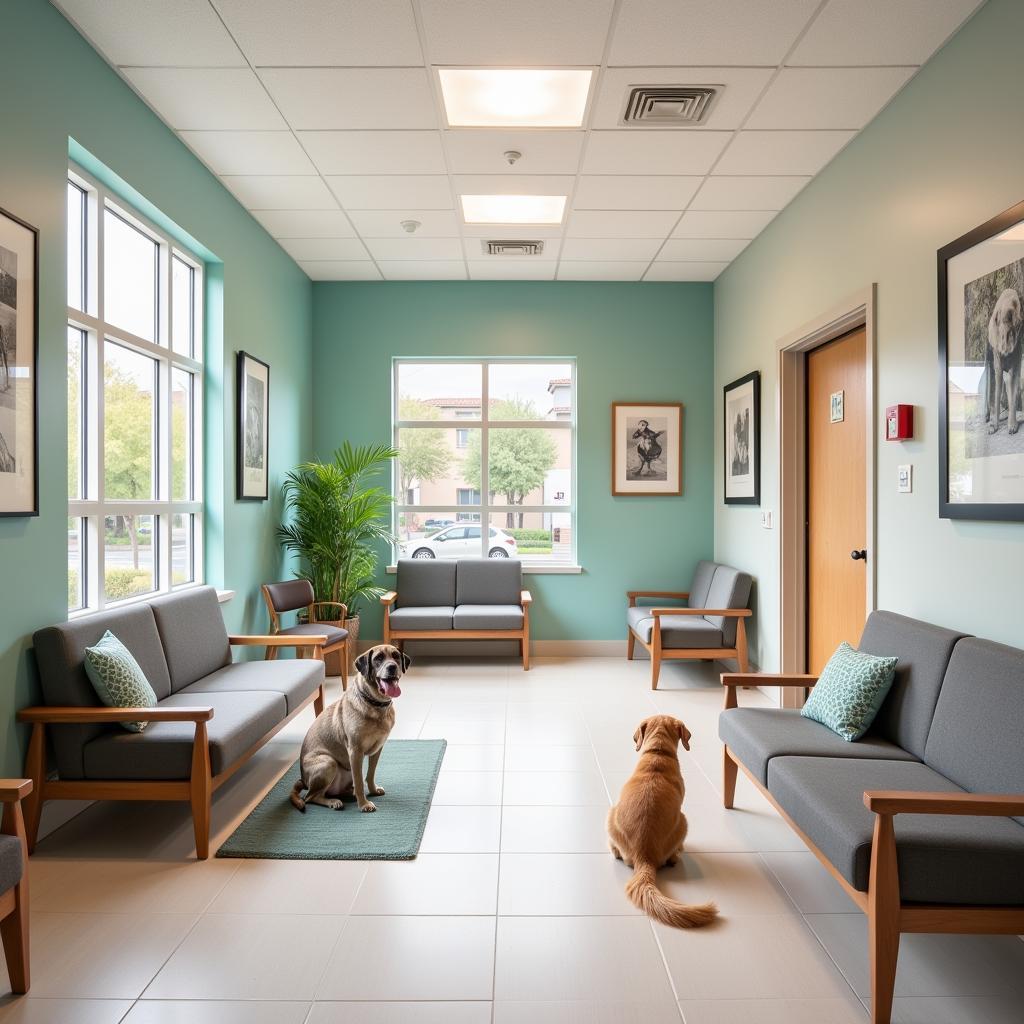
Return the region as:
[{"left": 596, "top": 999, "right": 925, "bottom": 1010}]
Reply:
[
  {"left": 104, "top": 567, "right": 154, "bottom": 601},
  {"left": 506, "top": 528, "right": 552, "bottom": 543}
]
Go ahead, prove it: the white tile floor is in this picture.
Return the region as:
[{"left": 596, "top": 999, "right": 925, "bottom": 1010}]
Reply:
[{"left": 2, "top": 656, "right": 1024, "bottom": 1023}]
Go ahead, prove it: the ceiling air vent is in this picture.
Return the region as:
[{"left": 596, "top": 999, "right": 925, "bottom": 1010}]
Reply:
[
  {"left": 621, "top": 86, "right": 718, "bottom": 126},
  {"left": 483, "top": 240, "right": 545, "bottom": 256}
]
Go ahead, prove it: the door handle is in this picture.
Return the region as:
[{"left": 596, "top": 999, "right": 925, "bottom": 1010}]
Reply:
[{"left": 850, "top": 549, "right": 867, "bottom": 561}]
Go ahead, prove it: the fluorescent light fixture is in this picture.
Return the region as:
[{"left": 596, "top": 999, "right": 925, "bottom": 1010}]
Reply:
[
  {"left": 461, "top": 194, "right": 567, "bottom": 225},
  {"left": 439, "top": 68, "right": 592, "bottom": 127}
]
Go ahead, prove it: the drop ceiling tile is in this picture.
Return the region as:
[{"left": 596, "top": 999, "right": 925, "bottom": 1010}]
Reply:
[
  {"left": 746, "top": 67, "right": 915, "bottom": 130},
  {"left": 593, "top": 67, "right": 773, "bottom": 131},
  {"left": 326, "top": 175, "right": 453, "bottom": 210},
  {"left": 364, "top": 237, "right": 464, "bottom": 261},
  {"left": 559, "top": 238, "right": 663, "bottom": 260},
  {"left": 660, "top": 238, "right": 749, "bottom": 261},
  {"left": 378, "top": 261, "right": 468, "bottom": 281},
  {"left": 55, "top": 0, "right": 246, "bottom": 66},
  {"left": 452, "top": 175, "right": 577, "bottom": 197},
  {"left": 566, "top": 210, "right": 680, "bottom": 238},
  {"left": 251, "top": 210, "right": 356, "bottom": 238},
  {"left": 715, "top": 130, "right": 856, "bottom": 175},
  {"left": 278, "top": 238, "right": 369, "bottom": 261},
  {"left": 259, "top": 68, "right": 438, "bottom": 131},
  {"left": 121, "top": 68, "right": 286, "bottom": 130},
  {"left": 582, "top": 131, "right": 730, "bottom": 175},
  {"left": 609, "top": 0, "right": 820, "bottom": 65},
  {"left": 299, "top": 131, "right": 447, "bottom": 175},
  {"left": 645, "top": 261, "right": 728, "bottom": 281},
  {"left": 211, "top": 0, "right": 423, "bottom": 65},
  {"left": 420, "top": 0, "right": 614, "bottom": 64},
  {"left": 690, "top": 176, "right": 810, "bottom": 211},
  {"left": 179, "top": 131, "right": 316, "bottom": 175},
  {"left": 299, "top": 261, "right": 383, "bottom": 281},
  {"left": 557, "top": 261, "right": 648, "bottom": 281},
  {"left": 347, "top": 210, "right": 460, "bottom": 238},
  {"left": 789, "top": 0, "right": 981, "bottom": 66},
  {"left": 220, "top": 175, "right": 338, "bottom": 210},
  {"left": 672, "top": 210, "right": 776, "bottom": 238},
  {"left": 468, "top": 261, "right": 557, "bottom": 280},
  {"left": 445, "top": 131, "right": 584, "bottom": 174},
  {"left": 574, "top": 176, "right": 702, "bottom": 210},
  {"left": 461, "top": 224, "right": 566, "bottom": 242}
]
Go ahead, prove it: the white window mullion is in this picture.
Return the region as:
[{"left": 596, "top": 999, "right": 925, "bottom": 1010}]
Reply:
[{"left": 479, "top": 361, "right": 489, "bottom": 559}]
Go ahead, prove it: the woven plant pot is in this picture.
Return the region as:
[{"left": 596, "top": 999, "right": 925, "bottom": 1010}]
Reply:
[
  {"left": 343, "top": 614, "right": 360, "bottom": 677},
  {"left": 317, "top": 617, "right": 346, "bottom": 678}
]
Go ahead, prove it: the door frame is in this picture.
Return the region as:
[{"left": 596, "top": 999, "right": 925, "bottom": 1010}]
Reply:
[{"left": 776, "top": 285, "right": 877, "bottom": 707}]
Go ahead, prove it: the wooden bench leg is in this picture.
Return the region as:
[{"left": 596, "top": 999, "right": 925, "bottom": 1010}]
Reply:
[
  {"left": 0, "top": 798, "right": 29, "bottom": 993},
  {"left": 190, "top": 722, "right": 212, "bottom": 861},
  {"left": 626, "top": 629, "right": 635, "bottom": 660},
  {"left": 313, "top": 681, "right": 325, "bottom": 716},
  {"left": 723, "top": 745, "right": 738, "bottom": 809},
  {"left": 736, "top": 617, "right": 750, "bottom": 673},
  {"left": 341, "top": 639, "right": 349, "bottom": 691},
  {"left": 22, "top": 723, "right": 45, "bottom": 854},
  {"left": 868, "top": 813, "right": 900, "bottom": 1024}
]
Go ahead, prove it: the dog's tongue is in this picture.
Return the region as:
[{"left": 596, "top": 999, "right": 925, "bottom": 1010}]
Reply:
[{"left": 382, "top": 680, "right": 402, "bottom": 698}]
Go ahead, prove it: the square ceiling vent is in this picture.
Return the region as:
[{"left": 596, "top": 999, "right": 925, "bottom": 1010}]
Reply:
[
  {"left": 621, "top": 86, "right": 718, "bottom": 126},
  {"left": 483, "top": 240, "right": 545, "bottom": 256}
]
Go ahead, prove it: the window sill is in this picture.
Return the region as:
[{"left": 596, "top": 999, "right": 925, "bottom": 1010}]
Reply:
[{"left": 386, "top": 564, "right": 582, "bottom": 575}]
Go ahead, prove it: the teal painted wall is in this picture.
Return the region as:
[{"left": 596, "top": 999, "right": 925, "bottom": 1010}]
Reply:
[
  {"left": 312, "top": 282, "right": 715, "bottom": 641},
  {"left": 713, "top": 0, "right": 1021, "bottom": 669},
  {"left": 0, "top": 0, "right": 313, "bottom": 774}
]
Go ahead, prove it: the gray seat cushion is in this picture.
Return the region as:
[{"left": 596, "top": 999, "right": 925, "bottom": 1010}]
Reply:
[
  {"left": 719, "top": 708, "right": 917, "bottom": 785},
  {"left": 83, "top": 691, "right": 286, "bottom": 780},
  {"left": 396, "top": 559, "right": 457, "bottom": 608},
  {"left": 768, "top": 756, "right": 1024, "bottom": 904},
  {"left": 389, "top": 606, "right": 455, "bottom": 631},
  {"left": 181, "top": 659, "right": 323, "bottom": 715},
  {"left": 456, "top": 558, "right": 523, "bottom": 606},
  {"left": 687, "top": 560, "right": 718, "bottom": 611},
  {"left": 150, "top": 587, "right": 230, "bottom": 692},
  {"left": 276, "top": 622, "right": 349, "bottom": 646},
  {"left": 627, "top": 605, "right": 723, "bottom": 649},
  {"left": 0, "top": 834, "right": 23, "bottom": 893},
  {"left": 453, "top": 604, "right": 524, "bottom": 630},
  {"left": 702, "top": 565, "right": 752, "bottom": 646}
]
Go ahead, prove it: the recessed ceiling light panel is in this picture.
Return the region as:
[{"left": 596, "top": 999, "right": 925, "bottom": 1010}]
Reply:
[
  {"left": 461, "top": 194, "right": 566, "bottom": 225},
  {"left": 439, "top": 68, "right": 592, "bottom": 128}
]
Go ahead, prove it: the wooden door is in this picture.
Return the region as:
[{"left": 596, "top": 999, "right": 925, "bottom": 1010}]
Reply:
[{"left": 806, "top": 327, "right": 868, "bottom": 673}]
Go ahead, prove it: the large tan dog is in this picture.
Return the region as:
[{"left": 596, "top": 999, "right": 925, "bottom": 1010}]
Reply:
[
  {"left": 290, "top": 644, "right": 410, "bottom": 813},
  {"left": 607, "top": 714, "right": 718, "bottom": 928}
]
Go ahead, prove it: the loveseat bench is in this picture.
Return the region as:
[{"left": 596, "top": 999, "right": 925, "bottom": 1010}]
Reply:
[{"left": 719, "top": 610, "right": 1024, "bottom": 1024}]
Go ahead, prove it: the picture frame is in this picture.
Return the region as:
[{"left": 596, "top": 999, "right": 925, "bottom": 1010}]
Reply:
[
  {"left": 236, "top": 351, "right": 270, "bottom": 501},
  {"left": 723, "top": 371, "right": 760, "bottom": 506},
  {"left": 611, "top": 402, "right": 683, "bottom": 496},
  {"left": 0, "top": 206, "right": 39, "bottom": 517},
  {"left": 938, "top": 199, "right": 1024, "bottom": 520}
]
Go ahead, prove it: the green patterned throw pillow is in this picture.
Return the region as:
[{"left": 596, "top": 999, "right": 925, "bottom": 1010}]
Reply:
[
  {"left": 800, "top": 641, "right": 898, "bottom": 742},
  {"left": 84, "top": 630, "right": 158, "bottom": 733}
]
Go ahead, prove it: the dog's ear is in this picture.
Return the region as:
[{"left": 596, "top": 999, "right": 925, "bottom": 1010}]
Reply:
[
  {"left": 399, "top": 649, "right": 412, "bottom": 673},
  {"left": 677, "top": 721, "right": 692, "bottom": 751},
  {"left": 633, "top": 719, "right": 649, "bottom": 751},
  {"left": 354, "top": 651, "right": 370, "bottom": 679}
]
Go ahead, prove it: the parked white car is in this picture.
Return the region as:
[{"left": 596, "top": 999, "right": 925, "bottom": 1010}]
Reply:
[{"left": 400, "top": 524, "right": 518, "bottom": 559}]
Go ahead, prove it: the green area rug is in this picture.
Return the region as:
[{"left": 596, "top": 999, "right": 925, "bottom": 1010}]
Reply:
[{"left": 217, "top": 739, "right": 446, "bottom": 860}]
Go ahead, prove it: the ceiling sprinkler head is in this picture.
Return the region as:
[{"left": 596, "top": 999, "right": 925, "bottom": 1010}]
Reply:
[
  {"left": 400, "top": 219, "right": 421, "bottom": 234},
  {"left": 503, "top": 150, "right": 522, "bottom": 166}
]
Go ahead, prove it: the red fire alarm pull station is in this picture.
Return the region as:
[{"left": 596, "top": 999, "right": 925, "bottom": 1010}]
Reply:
[{"left": 885, "top": 404, "right": 913, "bottom": 441}]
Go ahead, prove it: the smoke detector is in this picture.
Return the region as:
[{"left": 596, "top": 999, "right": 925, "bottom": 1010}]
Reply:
[
  {"left": 483, "top": 240, "right": 544, "bottom": 256},
  {"left": 400, "top": 219, "right": 421, "bottom": 233},
  {"left": 503, "top": 150, "right": 522, "bottom": 166},
  {"left": 620, "top": 86, "right": 718, "bottom": 126}
]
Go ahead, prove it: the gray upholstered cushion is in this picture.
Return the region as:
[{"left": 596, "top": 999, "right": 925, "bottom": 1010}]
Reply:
[
  {"left": 453, "top": 604, "right": 524, "bottom": 630},
  {"left": 925, "top": 638, "right": 1024, "bottom": 825},
  {"left": 181, "top": 658, "right": 323, "bottom": 715},
  {"left": 396, "top": 560, "right": 457, "bottom": 608},
  {"left": 277, "top": 622, "right": 349, "bottom": 646},
  {"left": 702, "top": 565, "right": 752, "bottom": 645},
  {"left": 33, "top": 604, "right": 173, "bottom": 779},
  {"left": 627, "top": 606, "right": 723, "bottom": 649},
  {"left": 768, "top": 756, "right": 1024, "bottom": 904},
  {"left": 687, "top": 560, "right": 718, "bottom": 611},
  {"left": 859, "top": 611, "right": 967, "bottom": 760},
  {"left": 456, "top": 558, "right": 523, "bottom": 606},
  {"left": 719, "top": 708, "right": 917, "bottom": 785},
  {"left": 389, "top": 606, "right": 455, "bottom": 631},
  {"left": 0, "top": 834, "right": 23, "bottom": 894},
  {"left": 150, "top": 587, "right": 230, "bottom": 692},
  {"left": 82, "top": 691, "right": 286, "bottom": 780}
]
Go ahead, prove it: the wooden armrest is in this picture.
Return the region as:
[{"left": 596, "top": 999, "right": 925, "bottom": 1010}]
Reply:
[
  {"left": 520, "top": 590, "right": 533, "bottom": 606},
  {"left": 17, "top": 706, "right": 214, "bottom": 724},
  {"left": 0, "top": 780, "right": 32, "bottom": 802},
  {"left": 864, "top": 790, "right": 1024, "bottom": 817},
  {"left": 380, "top": 591, "right": 398, "bottom": 606},
  {"left": 721, "top": 672, "right": 817, "bottom": 688},
  {"left": 311, "top": 600, "right": 347, "bottom": 618},
  {"left": 652, "top": 607, "right": 752, "bottom": 617},
  {"left": 627, "top": 590, "right": 688, "bottom": 601},
  {"left": 229, "top": 634, "right": 327, "bottom": 647}
]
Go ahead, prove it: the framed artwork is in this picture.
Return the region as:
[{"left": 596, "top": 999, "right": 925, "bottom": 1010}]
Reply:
[
  {"left": 236, "top": 351, "right": 270, "bottom": 501},
  {"left": 611, "top": 402, "right": 683, "bottom": 496},
  {"left": 723, "top": 370, "right": 760, "bottom": 506},
  {"left": 0, "top": 206, "right": 38, "bottom": 517},
  {"left": 939, "top": 199, "right": 1024, "bottom": 520}
]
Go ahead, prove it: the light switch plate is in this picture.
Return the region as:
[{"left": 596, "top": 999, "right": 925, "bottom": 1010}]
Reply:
[
  {"left": 897, "top": 464, "right": 912, "bottom": 493},
  {"left": 761, "top": 509, "right": 773, "bottom": 529}
]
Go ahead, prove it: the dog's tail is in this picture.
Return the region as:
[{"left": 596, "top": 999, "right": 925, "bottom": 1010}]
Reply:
[
  {"left": 289, "top": 778, "right": 307, "bottom": 813},
  {"left": 625, "top": 862, "right": 718, "bottom": 928}
]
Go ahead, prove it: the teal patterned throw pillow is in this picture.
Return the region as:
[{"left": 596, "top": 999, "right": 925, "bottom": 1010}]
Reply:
[
  {"left": 800, "top": 641, "right": 898, "bottom": 742},
  {"left": 84, "top": 630, "right": 157, "bottom": 733}
]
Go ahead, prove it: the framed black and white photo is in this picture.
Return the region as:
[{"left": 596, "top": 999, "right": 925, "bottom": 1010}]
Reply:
[
  {"left": 723, "top": 371, "right": 760, "bottom": 506},
  {"left": 939, "top": 199, "right": 1024, "bottom": 520},
  {"left": 0, "top": 206, "right": 38, "bottom": 517},
  {"left": 611, "top": 402, "right": 683, "bottom": 496},
  {"left": 236, "top": 351, "right": 269, "bottom": 501}
]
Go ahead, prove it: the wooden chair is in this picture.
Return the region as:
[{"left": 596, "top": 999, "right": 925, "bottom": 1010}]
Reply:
[
  {"left": 1, "top": 779, "right": 31, "bottom": 994},
  {"left": 262, "top": 580, "right": 351, "bottom": 686}
]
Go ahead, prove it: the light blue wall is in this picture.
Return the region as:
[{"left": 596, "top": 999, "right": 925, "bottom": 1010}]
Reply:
[
  {"left": 713, "top": 0, "right": 1022, "bottom": 669},
  {"left": 0, "top": 0, "right": 313, "bottom": 774},
  {"left": 312, "top": 281, "right": 715, "bottom": 642}
]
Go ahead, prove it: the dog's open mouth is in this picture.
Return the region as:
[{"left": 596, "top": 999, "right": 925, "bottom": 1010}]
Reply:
[{"left": 379, "top": 678, "right": 402, "bottom": 698}]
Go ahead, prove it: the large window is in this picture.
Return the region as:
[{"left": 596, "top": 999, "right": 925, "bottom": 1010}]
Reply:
[
  {"left": 392, "top": 360, "right": 575, "bottom": 567},
  {"left": 67, "top": 168, "right": 204, "bottom": 613}
]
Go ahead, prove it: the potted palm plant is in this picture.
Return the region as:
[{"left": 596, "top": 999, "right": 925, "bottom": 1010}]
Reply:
[{"left": 278, "top": 442, "right": 398, "bottom": 676}]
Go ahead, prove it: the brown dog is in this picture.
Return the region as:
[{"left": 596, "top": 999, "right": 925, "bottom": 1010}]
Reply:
[{"left": 607, "top": 714, "right": 718, "bottom": 928}]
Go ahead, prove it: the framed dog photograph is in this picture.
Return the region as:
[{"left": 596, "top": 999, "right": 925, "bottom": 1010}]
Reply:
[
  {"left": 0, "top": 206, "right": 38, "bottom": 517},
  {"left": 939, "top": 199, "right": 1024, "bottom": 520},
  {"left": 612, "top": 402, "right": 683, "bottom": 496},
  {"left": 236, "top": 351, "right": 270, "bottom": 501},
  {"left": 723, "top": 371, "right": 760, "bottom": 506}
]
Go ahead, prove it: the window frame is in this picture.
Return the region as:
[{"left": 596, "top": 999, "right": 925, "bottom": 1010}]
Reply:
[{"left": 67, "top": 165, "right": 205, "bottom": 615}]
